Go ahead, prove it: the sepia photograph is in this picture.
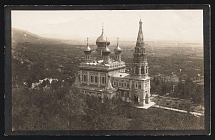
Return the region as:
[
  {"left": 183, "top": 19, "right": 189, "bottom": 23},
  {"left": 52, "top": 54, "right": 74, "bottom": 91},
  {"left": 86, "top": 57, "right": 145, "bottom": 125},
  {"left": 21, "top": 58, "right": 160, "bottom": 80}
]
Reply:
[{"left": 5, "top": 5, "right": 210, "bottom": 135}]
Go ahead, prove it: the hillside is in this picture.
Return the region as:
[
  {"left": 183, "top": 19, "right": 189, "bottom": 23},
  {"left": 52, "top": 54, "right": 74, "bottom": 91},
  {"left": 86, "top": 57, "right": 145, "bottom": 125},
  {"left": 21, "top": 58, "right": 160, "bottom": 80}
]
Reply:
[
  {"left": 12, "top": 28, "right": 67, "bottom": 46},
  {"left": 12, "top": 28, "right": 85, "bottom": 89}
]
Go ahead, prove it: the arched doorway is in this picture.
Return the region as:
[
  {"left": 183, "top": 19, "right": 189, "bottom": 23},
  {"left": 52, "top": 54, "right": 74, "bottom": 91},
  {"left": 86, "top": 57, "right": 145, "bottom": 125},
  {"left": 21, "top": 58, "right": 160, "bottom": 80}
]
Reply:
[
  {"left": 134, "top": 95, "right": 139, "bottom": 104},
  {"left": 145, "top": 94, "right": 149, "bottom": 104}
]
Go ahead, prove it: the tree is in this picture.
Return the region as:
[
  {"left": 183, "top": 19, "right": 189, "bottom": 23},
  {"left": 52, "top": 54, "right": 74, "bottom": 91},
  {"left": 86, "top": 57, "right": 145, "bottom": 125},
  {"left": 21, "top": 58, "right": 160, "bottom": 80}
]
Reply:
[
  {"left": 175, "top": 81, "right": 184, "bottom": 97},
  {"left": 192, "top": 85, "right": 204, "bottom": 106},
  {"left": 155, "top": 85, "right": 162, "bottom": 95},
  {"left": 150, "top": 81, "right": 156, "bottom": 93},
  {"left": 161, "top": 84, "right": 168, "bottom": 95},
  {"left": 184, "top": 99, "right": 192, "bottom": 113}
]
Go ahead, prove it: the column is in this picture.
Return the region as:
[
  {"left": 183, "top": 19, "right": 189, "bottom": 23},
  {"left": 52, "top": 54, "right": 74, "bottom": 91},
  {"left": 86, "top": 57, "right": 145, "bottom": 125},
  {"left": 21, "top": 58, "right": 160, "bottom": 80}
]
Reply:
[
  {"left": 106, "top": 74, "right": 108, "bottom": 87},
  {"left": 80, "top": 71, "right": 82, "bottom": 84},
  {"left": 146, "top": 66, "right": 148, "bottom": 74},
  {"left": 148, "top": 92, "right": 151, "bottom": 103},
  {"left": 127, "top": 91, "right": 130, "bottom": 102},
  {"left": 87, "top": 71, "right": 89, "bottom": 85},
  {"left": 138, "top": 67, "right": 141, "bottom": 75},
  {"left": 129, "top": 80, "right": 132, "bottom": 89},
  {"left": 98, "top": 72, "right": 100, "bottom": 87},
  {"left": 143, "top": 81, "right": 145, "bottom": 90},
  {"left": 145, "top": 91, "right": 148, "bottom": 104},
  {"left": 144, "top": 66, "right": 146, "bottom": 75},
  {"left": 143, "top": 97, "right": 145, "bottom": 106}
]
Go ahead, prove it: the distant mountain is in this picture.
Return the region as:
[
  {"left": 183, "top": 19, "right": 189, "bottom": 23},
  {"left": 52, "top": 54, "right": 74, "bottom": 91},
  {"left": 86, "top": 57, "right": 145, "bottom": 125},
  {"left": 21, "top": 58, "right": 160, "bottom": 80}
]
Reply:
[
  {"left": 12, "top": 28, "right": 68, "bottom": 45},
  {"left": 12, "top": 28, "right": 203, "bottom": 48}
]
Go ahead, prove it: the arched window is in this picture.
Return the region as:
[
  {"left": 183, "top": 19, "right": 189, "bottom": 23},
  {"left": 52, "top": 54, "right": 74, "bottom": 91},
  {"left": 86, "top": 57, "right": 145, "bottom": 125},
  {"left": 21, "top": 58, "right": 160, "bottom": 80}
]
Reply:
[{"left": 141, "top": 66, "right": 144, "bottom": 74}]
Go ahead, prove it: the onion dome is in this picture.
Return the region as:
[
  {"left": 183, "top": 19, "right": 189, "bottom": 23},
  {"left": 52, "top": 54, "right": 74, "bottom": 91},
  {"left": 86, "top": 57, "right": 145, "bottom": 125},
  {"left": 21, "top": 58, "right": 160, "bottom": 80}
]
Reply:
[
  {"left": 114, "top": 38, "right": 122, "bottom": 54},
  {"left": 96, "top": 25, "right": 110, "bottom": 47},
  {"left": 84, "top": 38, "right": 92, "bottom": 54},
  {"left": 102, "top": 38, "right": 111, "bottom": 55}
]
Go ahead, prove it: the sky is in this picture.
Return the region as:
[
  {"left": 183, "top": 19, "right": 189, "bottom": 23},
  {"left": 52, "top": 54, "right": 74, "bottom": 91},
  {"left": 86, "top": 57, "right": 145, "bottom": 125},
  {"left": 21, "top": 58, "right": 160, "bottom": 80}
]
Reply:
[{"left": 12, "top": 10, "right": 203, "bottom": 44}]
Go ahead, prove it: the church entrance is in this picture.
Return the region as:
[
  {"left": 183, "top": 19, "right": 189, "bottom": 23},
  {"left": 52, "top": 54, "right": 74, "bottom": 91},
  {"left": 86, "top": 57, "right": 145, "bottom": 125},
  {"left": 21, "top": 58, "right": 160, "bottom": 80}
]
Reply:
[
  {"left": 145, "top": 94, "right": 149, "bottom": 104},
  {"left": 134, "top": 95, "right": 139, "bottom": 104}
]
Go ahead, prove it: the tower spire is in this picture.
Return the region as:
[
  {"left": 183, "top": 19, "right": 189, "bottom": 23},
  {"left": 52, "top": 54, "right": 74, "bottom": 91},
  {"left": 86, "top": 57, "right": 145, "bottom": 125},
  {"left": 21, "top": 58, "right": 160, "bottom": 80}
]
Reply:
[
  {"left": 117, "top": 37, "right": 119, "bottom": 46},
  {"left": 102, "top": 22, "right": 104, "bottom": 34},
  {"left": 133, "top": 20, "right": 148, "bottom": 76},
  {"left": 136, "top": 19, "right": 144, "bottom": 47},
  {"left": 87, "top": 37, "right": 89, "bottom": 46}
]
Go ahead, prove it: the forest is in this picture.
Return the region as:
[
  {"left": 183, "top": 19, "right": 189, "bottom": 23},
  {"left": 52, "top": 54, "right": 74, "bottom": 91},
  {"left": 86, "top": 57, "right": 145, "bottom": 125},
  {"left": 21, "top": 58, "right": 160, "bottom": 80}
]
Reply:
[{"left": 12, "top": 84, "right": 204, "bottom": 130}]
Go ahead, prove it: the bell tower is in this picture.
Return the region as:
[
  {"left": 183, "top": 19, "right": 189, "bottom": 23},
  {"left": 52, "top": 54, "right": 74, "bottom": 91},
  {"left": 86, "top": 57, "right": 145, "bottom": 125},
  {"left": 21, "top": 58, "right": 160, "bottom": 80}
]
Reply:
[{"left": 132, "top": 19, "right": 149, "bottom": 76}]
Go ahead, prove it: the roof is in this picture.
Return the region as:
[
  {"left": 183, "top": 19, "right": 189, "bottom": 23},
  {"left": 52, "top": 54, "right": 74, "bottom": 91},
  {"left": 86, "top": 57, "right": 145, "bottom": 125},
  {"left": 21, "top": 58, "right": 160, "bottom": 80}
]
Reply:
[
  {"left": 114, "top": 45, "right": 122, "bottom": 53},
  {"left": 96, "top": 29, "right": 110, "bottom": 43},
  {"left": 84, "top": 45, "right": 92, "bottom": 52},
  {"left": 102, "top": 46, "right": 111, "bottom": 53},
  {"left": 112, "top": 72, "right": 130, "bottom": 78}
]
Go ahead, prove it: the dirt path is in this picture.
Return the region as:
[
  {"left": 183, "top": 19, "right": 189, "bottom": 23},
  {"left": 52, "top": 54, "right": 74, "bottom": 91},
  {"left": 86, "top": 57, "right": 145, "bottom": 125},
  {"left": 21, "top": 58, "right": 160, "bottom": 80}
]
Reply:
[{"left": 152, "top": 105, "right": 204, "bottom": 117}]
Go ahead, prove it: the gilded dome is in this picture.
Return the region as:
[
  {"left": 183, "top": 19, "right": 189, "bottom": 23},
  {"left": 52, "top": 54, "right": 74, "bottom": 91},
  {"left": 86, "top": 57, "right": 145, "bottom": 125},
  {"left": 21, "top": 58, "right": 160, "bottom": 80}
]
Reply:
[
  {"left": 102, "top": 46, "right": 111, "bottom": 53},
  {"left": 114, "top": 38, "right": 122, "bottom": 53},
  {"left": 114, "top": 45, "right": 122, "bottom": 53},
  {"left": 102, "top": 38, "right": 111, "bottom": 55},
  {"left": 84, "top": 38, "right": 92, "bottom": 53},
  {"left": 84, "top": 45, "right": 92, "bottom": 52},
  {"left": 96, "top": 29, "right": 110, "bottom": 46}
]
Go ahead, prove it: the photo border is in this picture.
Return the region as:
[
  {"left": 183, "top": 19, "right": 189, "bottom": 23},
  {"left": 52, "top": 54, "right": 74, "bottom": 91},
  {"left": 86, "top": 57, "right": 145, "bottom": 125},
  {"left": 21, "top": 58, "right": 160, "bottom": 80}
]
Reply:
[{"left": 4, "top": 4, "right": 211, "bottom": 136}]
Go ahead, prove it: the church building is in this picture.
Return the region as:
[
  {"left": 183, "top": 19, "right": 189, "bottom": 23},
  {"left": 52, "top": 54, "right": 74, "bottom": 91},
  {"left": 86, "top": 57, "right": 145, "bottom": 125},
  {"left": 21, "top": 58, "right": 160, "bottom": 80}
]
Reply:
[{"left": 75, "top": 19, "right": 154, "bottom": 108}]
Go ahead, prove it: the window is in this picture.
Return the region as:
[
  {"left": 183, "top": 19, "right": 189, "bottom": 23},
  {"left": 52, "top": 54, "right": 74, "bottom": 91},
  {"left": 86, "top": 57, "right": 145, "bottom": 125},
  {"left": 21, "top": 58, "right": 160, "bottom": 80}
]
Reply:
[
  {"left": 141, "top": 66, "right": 144, "bottom": 74},
  {"left": 132, "top": 81, "right": 135, "bottom": 88},
  {"left": 124, "top": 82, "right": 126, "bottom": 87},
  {"left": 95, "top": 76, "right": 98, "bottom": 83},
  {"left": 83, "top": 75, "right": 87, "bottom": 82},
  {"left": 138, "top": 82, "right": 141, "bottom": 89},
  {"left": 127, "top": 83, "right": 129, "bottom": 88},
  {"left": 135, "top": 82, "right": 138, "bottom": 89},
  {"left": 91, "top": 75, "right": 94, "bottom": 82},
  {"left": 119, "top": 81, "right": 122, "bottom": 87},
  {"left": 113, "top": 81, "right": 116, "bottom": 86},
  {"left": 102, "top": 77, "right": 105, "bottom": 84}
]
